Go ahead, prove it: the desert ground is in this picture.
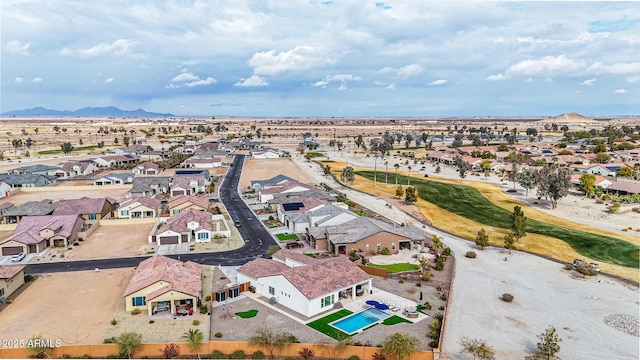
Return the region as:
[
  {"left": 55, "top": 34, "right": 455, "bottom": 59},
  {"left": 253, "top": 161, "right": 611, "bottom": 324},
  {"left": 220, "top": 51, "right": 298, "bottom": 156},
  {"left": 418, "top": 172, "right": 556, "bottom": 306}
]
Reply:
[
  {"left": 0, "top": 268, "right": 131, "bottom": 345},
  {"left": 5, "top": 185, "right": 132, "bottom": 206},
  {"left": 239, "top": 157, "right": 319, "bottom": 189}
]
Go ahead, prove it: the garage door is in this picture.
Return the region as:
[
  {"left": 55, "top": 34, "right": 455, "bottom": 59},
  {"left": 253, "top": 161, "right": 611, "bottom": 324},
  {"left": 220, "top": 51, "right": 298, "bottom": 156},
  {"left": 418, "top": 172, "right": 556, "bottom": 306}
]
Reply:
[
  {"left": 159, "top": 236, "right": 179, "bottom": 245},
  {"left": 2, "top": 246, "right": 23, "bottom": 256}
]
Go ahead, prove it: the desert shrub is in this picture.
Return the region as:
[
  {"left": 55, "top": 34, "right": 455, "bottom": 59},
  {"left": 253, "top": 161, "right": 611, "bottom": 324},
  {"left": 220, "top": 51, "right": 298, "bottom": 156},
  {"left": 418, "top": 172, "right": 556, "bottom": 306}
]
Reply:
[
  {"left": 416, "top": 282, "right": 422, "bottom": 287},
  {"left": 149, "top": 320, "right": 155, "bottom": 324},
  {"left": 193, "top": 320, "right": 200, "bottom": 326},
  {"left": 161, "top": 343, "right": 180, "bottom": 359},
  {"left": 298, "top": 347, "right": 314, "bottom": 360},
  {"left": 348, "top": 356, "right": 360, "bottom": 360},
  {"left": 380, "top": 247, "right": 391, "bottom": 255},
  {"left": 131, "top": 308, "right": 141, "bottom": 315},
  {"left": 442, "top": 247, "right": 451, "bottom": 256},
  {"left": 372, "top": 353, "right": 386, "bottom": 360},
  {"left": 465, "top": 251, "right": 476, "bottom": 258},
  {"left": 622, "top": 228, "right": 628, "bottom": 231},
  {"left": 24, "top": 274, "right": 35, "bottom": 282},
  {"left": 439, "top": 294, "right": 447, "bottom": 301},
  {"left": 211, "top": 350, "right": 226, "bottom": 359},
  {"left": 252, "top": 351, "right": 265, "bottom": 359},
  {"left": 501, "top": 293, "right": 514, "bottom": 302},
  {"left": 506, "top": 189, "right": 517, "bottom": 193},
  {"left": 205, "top": 295, "right": 212, "bottom": 302},
  {"left": 230, "top": 350, "right": 245, "bottom": 359},
  {"left": 111, "top": 318, "right": 117, "bottom": 326},
  {"left": 398, "top": 279, "right": 404, "bottom": 284},
  {"left": 214, "top": 332, "right": 223, "bottom": 338},
  {"left": 103, "top": 337, "right": 116, "bottom": 344},
  {"left": 438, "top": 306, "right": 445, "bottom": 310},
  {"left": 575, "top": 266, "right": 595, "bottom": 276},
  {"left": 200, "top": 304, "right": 208, "bottom": 314},
  {"left": 421, "top": 272, "right": 432, "bottom": 281},
  {"left": 268, "top": 215, "right": 274, "bottom": 220},
  {"left": 61, "top": 355, "right": 71, "bottom": 359},
  {"left": 563, "top": 264, "right": 574, "bottom": 270},
  {"left": 428, "top": 340, "right": 439, "bottom": 348},
  {"left": 423, "top": 302, "right": 432, "bottom": 310}
]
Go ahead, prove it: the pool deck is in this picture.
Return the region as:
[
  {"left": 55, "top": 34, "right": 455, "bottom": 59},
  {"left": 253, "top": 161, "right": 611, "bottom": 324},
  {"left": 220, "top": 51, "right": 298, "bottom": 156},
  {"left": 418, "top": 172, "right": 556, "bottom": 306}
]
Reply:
[{"left": 239, "top": 287, "right": 430, "bottom": 325}]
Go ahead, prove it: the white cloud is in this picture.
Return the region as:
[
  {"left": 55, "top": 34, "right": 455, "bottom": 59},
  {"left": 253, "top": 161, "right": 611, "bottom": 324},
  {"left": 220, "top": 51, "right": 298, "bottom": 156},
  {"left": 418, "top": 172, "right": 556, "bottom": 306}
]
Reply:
[
  {"left": 234, "top": 75, "right": 269, "bottom": 87},
  {"left": 588, "top": 62, "right": 640, "bottom": 82},
  {"left": 5, "top": 40, "right": 30, "bottom": 55},
  {"left": 378, "top": 64, "right": 423, "bottom": 79},
  {"left": 167, "top": 71, "right": 217, "bottom": 88},
  {"left": 427, "top": 79, "right": 447, "bottom": 86},
  {"left": 247, "top": 45, "right": 337, "bottom": 76},
  {"left": 385, "top": 84, "right": 396, "bottom": 90},
  {"left": 581, "top": 78, "right": 596, "bottom": 86},
  {"left": 524, "top": 78, "right": 534, "bottom": 83},
  {"left": 60, "top": 39, "right": 142, "bottom": 59},
  {"left": 614, "top": 89, "right": 627, "bottom": 94},
  {"left": 486, "top": 55, "right": 586, "bottom": 80},
  {"left": 311, "top": 74, "right": 361, "bottom": 89},
  {"left": 627, "top": 75, "right": 640, "bottom": 83},
  {"left": 15, "top": 77, "right": 26, "bottom": 84},
  {"left": 31, "top": 77, "right": 43, "bottom": 83},
  {"left": 105, "top": 77, "right": 115, "bottom": 83}
]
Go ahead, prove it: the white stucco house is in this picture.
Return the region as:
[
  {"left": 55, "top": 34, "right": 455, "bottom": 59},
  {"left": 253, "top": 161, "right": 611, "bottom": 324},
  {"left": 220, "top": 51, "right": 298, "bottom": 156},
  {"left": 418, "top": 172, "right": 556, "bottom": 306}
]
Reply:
[
  {"left": 258, "top": 181, "right": 315, "bottom": 203},
  {"left": 151, "top": 208, "right": 230, "bottom": 245},
  {"left": 236, "top": 249, "right": 372, "bottom": 318}
]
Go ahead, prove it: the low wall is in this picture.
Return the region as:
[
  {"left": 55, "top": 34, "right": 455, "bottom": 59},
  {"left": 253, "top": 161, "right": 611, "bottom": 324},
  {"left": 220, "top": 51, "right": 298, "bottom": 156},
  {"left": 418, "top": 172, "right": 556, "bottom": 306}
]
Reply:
[
  {"left": 0, "top": 224, "right": 17, "bottom": 232},
  {"left": 19, "top": 185, "right": 131, "bottom": 192},
  {"left": 358, "top": 264, "right": 387, "bottom": 278},
  {"left": 77, "top": 220, "right": 100, "bottom": 241},
  {"left": 0, "top": 341, "right": 434, "bottom": 360},
  {"left": 98, "top": 217, "right": 158, "bottom": 226}
]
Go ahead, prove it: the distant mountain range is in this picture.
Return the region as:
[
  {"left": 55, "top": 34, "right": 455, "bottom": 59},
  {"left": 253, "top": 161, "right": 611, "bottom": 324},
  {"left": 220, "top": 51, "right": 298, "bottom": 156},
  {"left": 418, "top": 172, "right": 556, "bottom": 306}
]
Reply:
[{"left": 1, "top": 106, "right": 174, "bottom": 117}]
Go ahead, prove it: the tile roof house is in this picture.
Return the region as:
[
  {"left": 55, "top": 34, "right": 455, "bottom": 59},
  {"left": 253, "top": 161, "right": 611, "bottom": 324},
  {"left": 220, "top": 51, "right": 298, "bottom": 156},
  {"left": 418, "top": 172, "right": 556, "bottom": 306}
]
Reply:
[
  {"left": 93, "top": 172, "right": 134, "bottom": 186},
  {"left": 237, "top": 249, "right": 372, "bottom": 318},
  {"left": 251, "top": 174, "right": 298, "bottom": 191},
  {"left": 132, "top": 162, "right": 161, "bottom": 176},
  {"left": 117, "top": 197, "right": 163, "bottom": 219},
  {"left": 0, "top": 202, "right": 15, "bottom": 220},
  {"left": 252, "top": 148, "right": 282, "bottom": 159},
  {"left": 152, "top": 208, "right": 230, "bottom": 245},
  {"left": 606, "top": 181, "right": 640, "bottom": 195},
  {"left": 258, "top": 181, "right": 316, "bottom": 203},
  {"left": 170, "top": 176, "right": 207, "bottom": 197},
  {"left": 0, "top": 173, "right": 56, "bottom": 188},
  {"left": 570, "top": 174, "right": 613, "bottom": 189},
  {"left": 1, "top": 200, "right": 56, "bottom": 224},
  {"left": 53, "top": 197, "right": 118, "bottom": 220},
  {"left": 168, "top": 195, "right": 210, "bottom": 216},
  {"left": 128, "top": 177, "right": 171, "bottom": 198},
  {"left": 0, "top": 215, "right": 85, "bottom": 255},
  {"left": 0, "top": 265, "right": 26, "bottom": 300},
  {"left": 54, "top": 160, "right": 96, "bottom": 179},
  {"left": 7, "top": 164, "right": 60, "bottom": 176},
  {"left": 181, "top": 156, "right": 222, "bottom": 168},
  {"left": 307, "top": 216, "right": 427, "bottom": 255},
  {"left": 123, "top": 255, "right": 202, "bottom": 316},
  {"left": 92, "top": 155, "right": 141, "bottom": 169},
  {"left": 285, "top": 203, "right": 358, "bottom": 233}
]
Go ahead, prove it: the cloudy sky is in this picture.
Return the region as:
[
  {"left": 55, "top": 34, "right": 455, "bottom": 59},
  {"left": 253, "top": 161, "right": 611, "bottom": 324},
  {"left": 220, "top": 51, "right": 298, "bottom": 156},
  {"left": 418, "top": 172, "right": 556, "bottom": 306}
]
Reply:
[{"left": 1, "top": 1, "right": 638, "bottom": 117}]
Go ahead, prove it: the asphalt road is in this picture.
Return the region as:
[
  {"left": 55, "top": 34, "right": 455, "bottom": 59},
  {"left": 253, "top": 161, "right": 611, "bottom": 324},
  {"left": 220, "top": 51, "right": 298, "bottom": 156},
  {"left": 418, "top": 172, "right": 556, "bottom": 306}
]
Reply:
[{"left": 26, "top": 154, "right": 278, "bottom": 274}]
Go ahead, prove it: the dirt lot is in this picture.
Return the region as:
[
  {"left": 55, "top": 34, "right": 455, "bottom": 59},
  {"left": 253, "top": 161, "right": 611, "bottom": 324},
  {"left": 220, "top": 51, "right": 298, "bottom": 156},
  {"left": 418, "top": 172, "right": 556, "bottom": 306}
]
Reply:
[
  {"left": 6, "top": 185, "right": 131, "bottom": 206},
  {"left": 239, "top": 158, "right": 319, "bottom": 189},
  {"left": 0, "top": 268, "right": 131, "bottom": 345},
  {"left": 69, "top": 222, "right": 153, "bottom": 260}
]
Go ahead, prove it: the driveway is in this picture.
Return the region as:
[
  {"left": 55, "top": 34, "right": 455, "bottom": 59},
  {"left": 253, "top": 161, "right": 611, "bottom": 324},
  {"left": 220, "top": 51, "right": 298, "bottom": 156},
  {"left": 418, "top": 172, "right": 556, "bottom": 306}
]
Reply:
[{"left": 156, "top": 243, "right": 190, "bottom": 255}]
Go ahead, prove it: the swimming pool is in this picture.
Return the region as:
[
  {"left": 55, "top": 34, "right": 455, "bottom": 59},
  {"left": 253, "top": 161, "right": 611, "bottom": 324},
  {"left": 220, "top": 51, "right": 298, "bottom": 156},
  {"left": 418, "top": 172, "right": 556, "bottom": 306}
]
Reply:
[{"left": 329, "top": 307, "right": 391, "bottom": 335}]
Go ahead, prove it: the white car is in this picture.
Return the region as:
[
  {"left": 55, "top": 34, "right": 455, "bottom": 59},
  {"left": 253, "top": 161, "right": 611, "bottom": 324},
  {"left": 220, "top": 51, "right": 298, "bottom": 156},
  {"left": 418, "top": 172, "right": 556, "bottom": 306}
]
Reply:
[{"left": 11, "top": 252, "right": 26, "bottom": 262}]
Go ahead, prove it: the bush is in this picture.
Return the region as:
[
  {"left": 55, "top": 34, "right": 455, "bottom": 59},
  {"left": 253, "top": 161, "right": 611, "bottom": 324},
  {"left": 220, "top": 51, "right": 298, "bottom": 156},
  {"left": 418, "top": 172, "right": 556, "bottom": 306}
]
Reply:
[
  {"left": 252, "top": 351, "right": 265, "bottom": 359},
  {"left": 421, "top": 272, "right": 432, "bottom": 281},
  {"left": 205, "top": 295, "right": 212, "bottom": 302},
  {"left": 103, "top": 337, "right": 116, "bottom": 344},
  {"left": 61, "top": 355, "right": 71, "bottom": 359},
  {"left": 24, "top": 274, "right": 35, "bottom": 282},
  {"left": 563, "top": 264, "right": 574, "bottom": 270},
  {"left": 398, "top": 279, "right": 404, "bottom": 284},
  {"left": 214, "top": 332, "right": 223, "bottom": 338},
  {"left": 111, "top": 318, "right": 117, "bottom": 326},
  {"left": 428, "top": 339, "right": 439, "bottom": 348},
  {"left": 372, "top": 353, "right": 386, "bottom": 360},
  {"left": 348, "top": 356, "right": 360, "bottom": 360},
  {"left": 131, "top": 308, "right": 141, "bottom": 315},
  {"left": 416, "top": 282, "right": 422, "bottom": 287},
  {"left": 438, "top": 306, "right": 444, "bottom": 310},
  {"left": 465, "top": 251, "right": 476, "bottom": 258},
  {"left": 380, "top": 247, "right": 391, "bottom": 255},
  {"left": 439, "top": 294, "right": 447, "bottom": 301},
  {"left": 423, "top": 302, "right": 432, "bottom": 310},
  {"left": 230, "top": 350, "right": 245, "bottom": 359},
  {"left": 211, "top": 350, "right": 226, "bottom": 359},
  {"left": 200, "top": 304, "right": 208, "bottom": 314},
  {"left": 149, "top": 320, "right": 155, "bottom": 324},
  {"left": 161, "top": 343, "right": 180, "bottom": 359},
  {"left": 193, "top": 319, "right": 200, "bottom": 326},
  {"left": 501, "top": 293, "right": 514, "bottom": 302}
]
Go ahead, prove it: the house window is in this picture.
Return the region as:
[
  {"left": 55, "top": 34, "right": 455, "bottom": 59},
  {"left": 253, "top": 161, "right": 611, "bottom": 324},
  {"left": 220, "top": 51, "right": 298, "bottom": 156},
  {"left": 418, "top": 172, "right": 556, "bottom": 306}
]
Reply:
[
  {"left": 377, "top": 243, "right": 381, "bottom": 251},
  {"left": 88, "top": 214, "right": 97, "bottom": 220},
  {"left": 0, "top": 288, "right": 4, "bottom": 297},
  {"left": 121, "top": 210, "right": 129, "bottom": 216},
  {"left": 172, "top": 209, "right": 180, "bottom": 215},
  {"left": 197, "top": 233, "right": 209, "bottom": 240},
  {"left": 391, "top": 242, "right": 396, "bottom": 250},
  {"left": 269, "top": 286, "right": 275, "bottom": 295},
  {"left": 132, "top": 212, "right": 142, "bottom": 218},
  {"left": 321, "top": 294, "right": 335, "bottom": 308},
  {"left": 131, "top": 296, "right": 146, "bottom": 306},
  {"left": 144, "top": 211, "right": 154, "bottom": 217},
  {"left": 365, "top": 244, "right": 369, "bottom": 250}
]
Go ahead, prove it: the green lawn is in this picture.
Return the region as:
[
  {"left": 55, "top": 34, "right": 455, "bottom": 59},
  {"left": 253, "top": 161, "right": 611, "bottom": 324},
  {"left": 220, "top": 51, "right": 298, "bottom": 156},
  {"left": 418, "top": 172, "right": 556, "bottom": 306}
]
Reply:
[
  {"left": 234, "top": 310, "right": 258, "bottom": 319},
  {"left": 356, "top": 171, "right": 640, "bottom": 268},
  {"left": 307, "top": 152, "right": 326, "bottom": 158},
  {"left": 366, "top": 263, "right": 420, "bottom": 273},
  {"left": 268, "top": 225, "right": 278, "bottom": 229},
  {"left": 38, "top": 145, "right": 101, "bottom": 155},
  {"left": 276, "top": 233, "right": 299, "bottom": 242},
  {"left": 382, "top": 315, "right": 413, "bottom": 325},
  {"left": 307, "top": 309, "right": 352, "bottom": 340}
]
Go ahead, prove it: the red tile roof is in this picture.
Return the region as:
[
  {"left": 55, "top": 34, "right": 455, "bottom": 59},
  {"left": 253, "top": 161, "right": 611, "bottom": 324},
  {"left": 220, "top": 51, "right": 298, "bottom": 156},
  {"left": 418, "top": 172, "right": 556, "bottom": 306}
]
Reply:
[
  {"left": 0, "top": 265, "right": 26, "bottom": 279},
  {"left": 123, "top": 255, "right": 201, "bottom": 298},
  {"left": 1, "top": 215, "right": 83, "bottom": 245},
  {"left": 53, "top": 197, "right": 115, "bottom": 216},
  {"left": 168, "top": 195, "right": 210, "bottom": 210},
  {"left": 160, "top": 208, "right": 212, "bottom": 233}
]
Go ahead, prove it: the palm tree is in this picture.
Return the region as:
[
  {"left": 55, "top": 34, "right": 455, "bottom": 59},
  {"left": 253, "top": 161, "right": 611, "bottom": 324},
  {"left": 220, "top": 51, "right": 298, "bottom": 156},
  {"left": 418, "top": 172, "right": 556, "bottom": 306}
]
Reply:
[
  {"left": 181, "top": 328, "right": 203, "bottom": 359},
  {"left": 431, "top": 234, "right": 444, "bottom": 256},
  {"left": 407, "top": 166, "right": 412, "bottom": 185}
]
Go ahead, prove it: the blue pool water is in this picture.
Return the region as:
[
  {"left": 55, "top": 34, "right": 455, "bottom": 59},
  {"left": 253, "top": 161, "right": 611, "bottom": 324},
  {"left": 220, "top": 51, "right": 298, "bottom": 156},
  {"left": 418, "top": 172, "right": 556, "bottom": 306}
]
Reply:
[{"left": 330, "top": 308, "right": 391, "bottom": 334}]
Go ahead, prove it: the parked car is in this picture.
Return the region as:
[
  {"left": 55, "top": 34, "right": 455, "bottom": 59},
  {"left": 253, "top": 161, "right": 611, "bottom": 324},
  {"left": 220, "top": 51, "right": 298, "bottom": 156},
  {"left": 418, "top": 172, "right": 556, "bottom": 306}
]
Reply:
[
  {"left": 11, "top": 252, "right": 25, "bottom": 262},
  {"left": 234, "top": 221, "right": 241, "bottom": 227},
  {"left": 285, "top": 241, "right": 304, "bottom": 249}
]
